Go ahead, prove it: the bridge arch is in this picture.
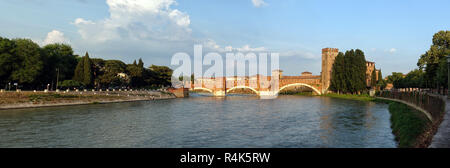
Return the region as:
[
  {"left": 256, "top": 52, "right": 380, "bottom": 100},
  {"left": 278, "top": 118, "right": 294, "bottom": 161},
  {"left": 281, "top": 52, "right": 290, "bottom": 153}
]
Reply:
[
  {"left": 192, "top": 87, "right": 214, "bottom": 93},
  {"left": 226, "top": 86, "right": 259, "bottom": 94},
  {"left": 277, "top": 83, "right": 321, "bottom": 95}
]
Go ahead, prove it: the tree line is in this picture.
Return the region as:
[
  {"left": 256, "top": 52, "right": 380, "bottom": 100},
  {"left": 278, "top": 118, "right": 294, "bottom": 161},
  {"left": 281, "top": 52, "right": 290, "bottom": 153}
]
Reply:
[
  {"left": 0, "top": 36, "right": 173, "bottom": 90},
  {"left": 386, "top": 30, "right": 449, "bottom": 92},
  {"left": 329, "top": 49, "right": 385, "bottom": 94}
]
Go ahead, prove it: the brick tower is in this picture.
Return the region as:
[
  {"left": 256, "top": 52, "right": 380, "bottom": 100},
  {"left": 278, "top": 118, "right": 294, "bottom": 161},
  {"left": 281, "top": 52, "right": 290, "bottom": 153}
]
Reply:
[{"left": 321, "top": 48, "right": 339, "bottom": 93}]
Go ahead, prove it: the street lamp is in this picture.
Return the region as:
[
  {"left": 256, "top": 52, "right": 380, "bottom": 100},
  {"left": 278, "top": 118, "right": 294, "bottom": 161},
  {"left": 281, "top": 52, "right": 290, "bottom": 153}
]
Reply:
[{"left": 447, "top": 55, "right": 450, "bottom": 98}]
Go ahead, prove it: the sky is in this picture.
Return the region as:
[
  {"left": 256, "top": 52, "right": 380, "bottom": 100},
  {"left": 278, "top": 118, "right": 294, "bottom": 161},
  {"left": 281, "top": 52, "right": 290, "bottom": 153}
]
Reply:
[{"left": 0, "top": 0, "right": 449, "bottom": 77}]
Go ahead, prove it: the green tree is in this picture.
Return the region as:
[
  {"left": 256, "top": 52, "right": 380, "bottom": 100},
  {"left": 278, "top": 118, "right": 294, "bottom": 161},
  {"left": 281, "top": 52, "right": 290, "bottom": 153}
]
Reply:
[
  {"left": 371, "top": 69, "right": 377, "bottom": 88},
  {"left": 344, "top": 50, "right": 359, "bottom": 93},
  {"left": 376, "top": 69, "right": 387, "bottom": 90},
  {"left": 377, "top": 69, "right": 383, "bottom": 82},
  {"left": 330, "top": 52, "right": 346, "bottom": 93},
  {"left": 330, "top": 49, "right": 367, "bottom": 94},
  {"left": 436, "top": 57, "right": 448, "bottom": 91},
  {"left": 149, "top": 65, "right": 173, "bottom": 87},
  {"left": 83, "top": 52, "right": 93, "bottom": 87},
  {"left": 73, "top": 52, "right": 93, "bottom": 87},
  {"left": 127, "top": 59, "right": 146, "bottom": 88},
  {"left": 397, "top": 69, "right": 426, "bottom": 91},
  {"left": 41, "top": 44, "right": 78, "bottom": 88},
  {"left": 138, "top": 58, "right": 144, "bottom": 68},
  {"left": 99, "top": 60, "right": 128, "bottom": 87},
  {"left": 417, "top": 30, "right": 450, "bottom": 89},
  {"left": 387, "top": 72, "right": 405, "bottom": 89},
  {"left": 0, "top": 37, "right": 18, "bottom": 87},
  {"left": 59, "top": 80, "right": 82, "bottom": 89},
  {"left": 409, "top": 69, "right": 425, "bottom": 89},
  {"left": 91, "top": 58, "right": 106, "bottom": 88},
  {"left": 73, "top": 55, "right": 85, "bottom": 84},
  {"left": 353, "top": 49, "right": 367, "bottom": 92},
  {"left": 10, "top": 39, "right": 43, "bottom": 88}
]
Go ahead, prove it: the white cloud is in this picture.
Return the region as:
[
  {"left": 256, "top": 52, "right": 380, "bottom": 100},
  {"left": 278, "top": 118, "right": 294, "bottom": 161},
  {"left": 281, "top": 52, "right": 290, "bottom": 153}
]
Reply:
[
  {"left": 202, "top": 39, "right": 318, "bottom": 60},
  {"left": 389, "top": 48, "right": 397, "bottom": 53},
  {"left": 251, "top": 0, "right": 267, "bottom": 7},
  {"left": 203, "top": 39, "right": 266, "bottom": 53},
  {"left": 70, "top": 0, "right": 283, "bottom": 66},
  {"left": 236, "top": 45, "right": 266, "bottom": 52},
  {"left": 73, "top": 0, "right": 191, "bottom": 43},
  {"left": 279, "top": 50, "right": 318, "bottom": 59},
  {"left": 41, "top": 30, "right": 69, "bottom": 46}
]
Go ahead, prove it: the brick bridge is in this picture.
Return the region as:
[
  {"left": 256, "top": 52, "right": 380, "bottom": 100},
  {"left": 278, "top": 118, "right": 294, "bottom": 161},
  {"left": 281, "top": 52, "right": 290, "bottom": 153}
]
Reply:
[
  {"left": 190, "top": 72, "right": 322, "bottom": 97},
  {"left": 187, "top": 48, "right": 342, "bottom": 97}
]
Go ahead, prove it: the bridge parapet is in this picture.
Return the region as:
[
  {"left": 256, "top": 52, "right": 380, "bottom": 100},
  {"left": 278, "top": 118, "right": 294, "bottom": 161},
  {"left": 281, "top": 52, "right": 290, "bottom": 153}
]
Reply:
[{"left": 189, "top": 73, "right": 323, "bottom": 97}]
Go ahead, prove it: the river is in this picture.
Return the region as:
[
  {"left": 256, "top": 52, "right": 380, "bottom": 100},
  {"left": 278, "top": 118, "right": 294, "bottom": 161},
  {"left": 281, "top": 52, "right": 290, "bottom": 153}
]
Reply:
[{"left": 0, "top": 94, "right": 397, "bottom": 148}]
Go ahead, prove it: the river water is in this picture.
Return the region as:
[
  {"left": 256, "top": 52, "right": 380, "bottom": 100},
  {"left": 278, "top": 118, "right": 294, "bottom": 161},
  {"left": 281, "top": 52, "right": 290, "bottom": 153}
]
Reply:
[{"left": 0, "top": 94, "right": 397, "bottom": 148}]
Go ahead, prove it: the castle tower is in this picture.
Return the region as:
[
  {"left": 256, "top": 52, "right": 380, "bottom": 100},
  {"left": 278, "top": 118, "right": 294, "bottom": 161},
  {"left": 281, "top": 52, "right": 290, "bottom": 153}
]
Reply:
[{"left": 321, "top": 48, "right": 339, "bottom": 93}]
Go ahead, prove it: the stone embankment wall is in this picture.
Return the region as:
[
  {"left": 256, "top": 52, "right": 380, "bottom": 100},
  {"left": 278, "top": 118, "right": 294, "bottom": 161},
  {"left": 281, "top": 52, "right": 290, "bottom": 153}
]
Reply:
[{"left": 377, "top": 91, "right": 445, "bottom": 122}]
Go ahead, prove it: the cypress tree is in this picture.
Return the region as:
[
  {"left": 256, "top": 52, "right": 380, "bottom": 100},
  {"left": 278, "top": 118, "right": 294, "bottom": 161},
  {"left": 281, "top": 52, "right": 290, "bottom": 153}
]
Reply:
[
  {"left": 371, "top": 68, "right": 377, "bottom": 88},
  {"left": 377, "top": 69, "right": 383, "bottom": 83},
  {"left": 330, "top": 52, "right": 345, "bottom": 93},
  {"left": 338, "top": 52, "right": 347, "bottom": 93},
  {"left": 83, "top": 52, "right": 93, "bottom": 87},
  {"left": 355, "top": 49, "right": 367, "bottom": 92},
  {"left": 73, "top": 55, "right": 85, "bottom": 83},
  {"left": 377, "top": 69, "right": 386, "bottom": 90},
  {"left": 331, "top": 49, "right": 368, "bottom": 94},
  {"left": 138, "top": 58, "right": 144, "bottom": 68},
  {"left": 344, "top": 50, "right": 356, "bottom": 93}
]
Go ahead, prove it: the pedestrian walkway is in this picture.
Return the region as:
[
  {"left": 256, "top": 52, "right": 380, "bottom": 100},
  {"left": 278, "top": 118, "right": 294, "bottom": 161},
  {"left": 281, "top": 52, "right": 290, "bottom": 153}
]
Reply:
[{"left": 430, "top": 99, "right": 450, "bottom": 148}]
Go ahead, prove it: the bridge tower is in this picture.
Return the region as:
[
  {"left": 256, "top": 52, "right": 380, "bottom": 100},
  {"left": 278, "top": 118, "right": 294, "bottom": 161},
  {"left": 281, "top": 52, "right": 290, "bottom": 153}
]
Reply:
[{"left": 321, "top": 48, "right": 339, "bottom": 94}]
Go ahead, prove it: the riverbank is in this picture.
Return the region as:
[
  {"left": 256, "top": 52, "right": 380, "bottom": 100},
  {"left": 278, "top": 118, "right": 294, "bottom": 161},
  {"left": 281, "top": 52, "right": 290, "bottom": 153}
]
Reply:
[
  {"left": 320, "top": 93, "right": 436, "bottom": 148},
  {"left": 388, "top": 102, "right": 432, "bottom": 148},
  {"left": 323, "top": 93, "right": 375, "bottom": 101},
  {"left": 0, "top": 91, "right": 176, "bottom": 110}
]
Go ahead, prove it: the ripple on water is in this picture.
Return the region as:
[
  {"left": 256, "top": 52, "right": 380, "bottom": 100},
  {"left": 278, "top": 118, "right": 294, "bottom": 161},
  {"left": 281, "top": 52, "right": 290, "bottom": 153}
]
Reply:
[{"left": 0, "top": 95, "right": 396, "bottom": 148}]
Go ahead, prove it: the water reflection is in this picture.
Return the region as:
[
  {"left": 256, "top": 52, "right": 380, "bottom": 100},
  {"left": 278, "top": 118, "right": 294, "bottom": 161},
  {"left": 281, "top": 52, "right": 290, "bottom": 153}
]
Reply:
[{"left": 0, "top": 94, "right": 396, "bottom": 148}]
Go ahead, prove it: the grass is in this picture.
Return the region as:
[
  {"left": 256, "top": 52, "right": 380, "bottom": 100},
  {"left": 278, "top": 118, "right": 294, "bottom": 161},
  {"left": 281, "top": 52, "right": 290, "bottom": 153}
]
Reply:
[
  {"left": 0, "top": 91, "right": 174, "bottom": 109},
  {"left": 324, "top": 93, "right": 375, "bottom": 101},
  {"left": 28, "top": 93, "right": 78, "bottom": 102},
  {"left": 388, "top": 102, "right": 431, "bottom": 148},
  {"left": 0, "top": 92, "right": 124, "bottom": 105}
]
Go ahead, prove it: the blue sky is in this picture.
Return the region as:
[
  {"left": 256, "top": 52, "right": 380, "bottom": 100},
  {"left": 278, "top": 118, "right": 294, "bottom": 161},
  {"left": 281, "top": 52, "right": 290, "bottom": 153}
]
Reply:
[{"left": 0, "top": 0, "right": 449, "bottom": 76}]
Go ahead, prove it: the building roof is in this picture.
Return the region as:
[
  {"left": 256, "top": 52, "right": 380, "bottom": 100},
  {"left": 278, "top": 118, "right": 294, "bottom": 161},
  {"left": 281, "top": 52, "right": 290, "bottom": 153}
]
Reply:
[{"left": 281, "top": 76, "right": 320, "bottom": 79}]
